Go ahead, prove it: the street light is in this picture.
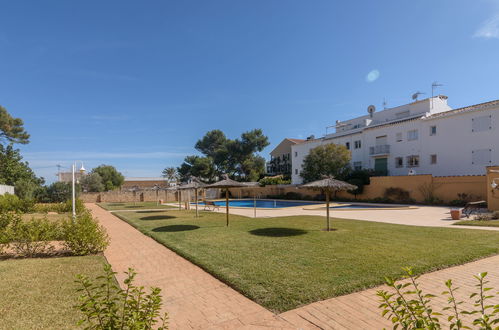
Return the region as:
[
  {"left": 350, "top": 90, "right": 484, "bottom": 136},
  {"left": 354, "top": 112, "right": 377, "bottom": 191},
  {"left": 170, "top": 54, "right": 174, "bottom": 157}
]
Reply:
[{"left": 72, "top": 161, "right": 86, "bottom": 221}]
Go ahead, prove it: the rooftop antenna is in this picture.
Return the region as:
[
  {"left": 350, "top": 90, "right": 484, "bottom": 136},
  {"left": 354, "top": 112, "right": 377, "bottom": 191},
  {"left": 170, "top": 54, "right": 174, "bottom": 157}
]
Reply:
[
  {"left": 56, "top": 164, "right": 62, "bottom": 181},
  {"left": 431, "top": 81, "right": 443, "bottom": 109},
  {"left": 382, "top": 98, "right": 387, "bottom": 110},
  {"left": 412, "top": 91, "right": 425, "bottom": 102}
]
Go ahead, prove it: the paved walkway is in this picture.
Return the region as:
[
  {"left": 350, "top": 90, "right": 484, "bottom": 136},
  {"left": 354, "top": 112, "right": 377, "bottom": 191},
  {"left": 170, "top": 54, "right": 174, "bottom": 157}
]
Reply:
[
  {"left": 89, "top": 203, "right": 499, "bottom": 329},
  {"left": 208, "top": 204, "right": 499, "bottom": 231},
  {"left": 87, "top": 204, "right": 294, "bottom": 329}
]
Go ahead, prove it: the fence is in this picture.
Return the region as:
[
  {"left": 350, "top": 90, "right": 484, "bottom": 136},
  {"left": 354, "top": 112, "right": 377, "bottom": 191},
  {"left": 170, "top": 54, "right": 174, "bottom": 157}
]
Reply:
[{"left": 0, "top": 185, "right": 14, "bottom": 195}]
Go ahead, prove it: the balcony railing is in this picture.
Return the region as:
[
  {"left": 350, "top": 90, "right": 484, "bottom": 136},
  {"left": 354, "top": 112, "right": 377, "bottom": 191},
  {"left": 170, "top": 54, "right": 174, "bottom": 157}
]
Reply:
[{"left": 369, "top": 144, "right": 390, "bottom": 156}]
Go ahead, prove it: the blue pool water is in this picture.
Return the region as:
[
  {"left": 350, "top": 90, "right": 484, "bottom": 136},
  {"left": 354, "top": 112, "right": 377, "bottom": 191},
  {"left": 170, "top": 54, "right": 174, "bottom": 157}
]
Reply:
[{"left": 204, "top": 199, "right": 320, "bottom": 208}]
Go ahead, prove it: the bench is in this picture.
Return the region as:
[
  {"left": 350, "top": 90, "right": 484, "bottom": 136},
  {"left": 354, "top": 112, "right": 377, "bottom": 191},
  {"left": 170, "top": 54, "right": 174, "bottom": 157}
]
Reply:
[
  {"left": 462, "top": 200, "right": 487, "bottom": 218},
  {"left": 203, "top": 201, "right": 220, "bottom": 211}
]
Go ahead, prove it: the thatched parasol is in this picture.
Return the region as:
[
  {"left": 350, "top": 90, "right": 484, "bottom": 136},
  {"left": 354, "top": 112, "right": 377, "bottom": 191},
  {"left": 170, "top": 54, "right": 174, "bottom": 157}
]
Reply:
[
  {"left": 300, "top": 176, "right": 357, "bottom": 231},
  {"left": 178, "top": 176, "right": 206, "bottom": 217},
  {"left": 205, "top": 174, "right": 248, "bottom": 226}
]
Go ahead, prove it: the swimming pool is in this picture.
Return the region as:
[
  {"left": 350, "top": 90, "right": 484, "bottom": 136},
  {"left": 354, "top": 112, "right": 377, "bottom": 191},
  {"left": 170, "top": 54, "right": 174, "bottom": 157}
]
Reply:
[{"left": 203, "top": 199, "right": 321, "bottom": 208}]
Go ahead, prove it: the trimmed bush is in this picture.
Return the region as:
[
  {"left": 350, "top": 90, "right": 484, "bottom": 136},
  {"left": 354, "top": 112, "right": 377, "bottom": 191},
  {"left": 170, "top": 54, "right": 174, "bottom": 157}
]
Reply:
[
  {"left": 62, "top": 211, "right": 109, "bottom": 256},
  {"left": 0, "top": 193, "right": 34, "bottom": 213},
  {"left": 1, "top": 213, "right": 61, "bottom": 257}
]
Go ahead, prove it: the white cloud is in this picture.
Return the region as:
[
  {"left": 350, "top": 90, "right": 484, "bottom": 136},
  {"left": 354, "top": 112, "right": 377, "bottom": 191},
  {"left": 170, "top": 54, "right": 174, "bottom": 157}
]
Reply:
[
  {"left": 474, "top": 14, "right": 499, "bottom": 39},
  {"left": 366, "top": 69, "right": 380, "bottom": 83}
]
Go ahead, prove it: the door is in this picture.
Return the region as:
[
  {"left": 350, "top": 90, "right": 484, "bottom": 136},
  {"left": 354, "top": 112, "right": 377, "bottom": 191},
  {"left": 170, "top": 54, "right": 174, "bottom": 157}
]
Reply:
[{"left": 374, "top": 158, "right": 388, "bottom": 176}]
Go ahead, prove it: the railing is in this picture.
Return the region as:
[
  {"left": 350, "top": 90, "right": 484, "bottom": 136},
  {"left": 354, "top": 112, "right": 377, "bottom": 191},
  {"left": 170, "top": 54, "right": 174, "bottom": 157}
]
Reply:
[{"left": 369, "top": 144, "right": 390, "bottom": 156}]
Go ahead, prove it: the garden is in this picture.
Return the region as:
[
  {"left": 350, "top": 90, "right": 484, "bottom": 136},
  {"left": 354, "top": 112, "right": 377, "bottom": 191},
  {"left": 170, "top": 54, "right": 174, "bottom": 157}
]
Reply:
[{"left": 110, "top": 206, "right": 499, "bottom": 313}]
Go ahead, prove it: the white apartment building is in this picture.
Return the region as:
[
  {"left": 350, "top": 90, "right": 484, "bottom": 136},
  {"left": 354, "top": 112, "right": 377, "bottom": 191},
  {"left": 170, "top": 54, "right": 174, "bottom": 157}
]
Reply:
[{"left": 291, "top": 96, "right": 499, "bottom": 184}]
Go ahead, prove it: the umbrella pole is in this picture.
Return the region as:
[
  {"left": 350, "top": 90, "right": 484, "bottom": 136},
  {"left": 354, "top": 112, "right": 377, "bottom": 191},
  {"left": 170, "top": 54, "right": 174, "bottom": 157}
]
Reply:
[
  {"left": 195, "top": 188, "right": 199, "bottom": 217},
  {"left": 178, "top": 190, "right": 181, "bottom": 211},
  {"left": 326, "top": 190, "right": 330, "bottom": 231},
  {"left": 226, "top": 188, "right": 229, "bottom": 226},
  {"left": 254, "top": 193, "right": 256, "bottom": 218}
]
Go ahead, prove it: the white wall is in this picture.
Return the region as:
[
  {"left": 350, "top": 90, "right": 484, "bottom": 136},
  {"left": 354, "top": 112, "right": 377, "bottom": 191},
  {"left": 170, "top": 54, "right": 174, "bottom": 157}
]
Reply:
[
  {"left": 290, "top": 100, "right": 499, "bottom": 184},
  {"left": 0, "top": 185, "right": 15, "bottom": 195}
]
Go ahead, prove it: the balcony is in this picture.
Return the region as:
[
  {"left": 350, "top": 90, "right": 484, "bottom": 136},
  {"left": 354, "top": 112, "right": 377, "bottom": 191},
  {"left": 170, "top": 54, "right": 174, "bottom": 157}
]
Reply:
[{"left": 369, "top": 144, "right": 390, "bottom": 156}]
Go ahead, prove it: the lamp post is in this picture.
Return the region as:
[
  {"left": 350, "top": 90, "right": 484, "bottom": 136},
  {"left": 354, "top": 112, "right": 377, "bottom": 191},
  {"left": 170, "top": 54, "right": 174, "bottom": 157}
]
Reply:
[{"left": 72, "top": 161, "right": 86, "bottom": 221}]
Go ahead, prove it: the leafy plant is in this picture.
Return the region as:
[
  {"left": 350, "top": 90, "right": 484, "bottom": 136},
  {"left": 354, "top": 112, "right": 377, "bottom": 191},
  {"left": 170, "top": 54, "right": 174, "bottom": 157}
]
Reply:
[
  {"left": 75, "top": 264, "right": 168, "bottom": 329},
  {"left": 384, "top": 187, "right": 413, "bottom": 203},
  {"left": 62, "top": 211, "right": 109, "bottom": 256},
  {"left": 258, "top": 175, "right": 291, "bottom": 186},
  {"left": 377, "top": 268, "right": 499, "bottom": 329},
  {"left": 3, "top": 214, "right": 61, "bottom": 257},
  {"left": 0, "top": 193, "right": 35, "bottom": 213},
  {"left": 418, "top": 182, "right": 443, "bottom": 205}
]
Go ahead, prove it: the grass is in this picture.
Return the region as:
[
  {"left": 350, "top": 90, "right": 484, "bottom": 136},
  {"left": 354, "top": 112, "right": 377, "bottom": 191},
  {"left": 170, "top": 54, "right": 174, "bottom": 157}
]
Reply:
[
  {"left": 113, "top": 209, "right": 499, "bottom": 313},
  {"left": 98, "top": 201, "right": 175, "bottom": 211},
  {"left": 454, "top": 219, "right": 499, "bottom": 227},
  {"left": 0, "top": 255, "right": 106, "bottom": 329}
]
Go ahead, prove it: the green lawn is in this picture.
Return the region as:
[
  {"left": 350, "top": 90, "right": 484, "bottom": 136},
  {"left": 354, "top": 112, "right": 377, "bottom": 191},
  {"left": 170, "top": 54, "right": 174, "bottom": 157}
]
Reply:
[
  {"left": 114, "top": 209, "right": 499, "bottom": 312},
  {"left": 454, "top": 219, "right": 499, "bottom": 227},
  {"left": 98, "top": 201, "right": 175, "bottom": 211},
  {"left": 0, "top": 256, "right": 106, "bottom": 329}
]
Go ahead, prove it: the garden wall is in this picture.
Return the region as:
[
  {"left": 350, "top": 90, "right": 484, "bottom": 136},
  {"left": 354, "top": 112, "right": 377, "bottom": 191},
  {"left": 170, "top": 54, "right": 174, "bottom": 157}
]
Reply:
[
  {"left": 487, "top": 166, "right": 499, "bottom": 211},
  {"left": 0, "top": 184, "right": 14, "bottom": 195},
  {"left": 80, "top": 190, "right": 179, "bottom": 203},
  {"left": 229, "top": 174, "right": 487, "bottom": 204}
]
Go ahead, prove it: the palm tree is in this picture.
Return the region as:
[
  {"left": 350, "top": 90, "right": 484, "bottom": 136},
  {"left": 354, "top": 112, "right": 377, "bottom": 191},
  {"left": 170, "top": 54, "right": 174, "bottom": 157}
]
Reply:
[{"left": 162, "top": 167, "right": 179, "bottom": 184}]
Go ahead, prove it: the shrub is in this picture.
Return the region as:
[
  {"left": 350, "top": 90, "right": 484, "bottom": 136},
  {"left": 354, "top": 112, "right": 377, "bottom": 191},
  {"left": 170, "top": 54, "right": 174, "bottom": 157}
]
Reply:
[
  {"left": 3, "top": 214, "right": 61, "bottom": 257},
  {"left": 75, "top": 264, "right": 168, "bottom": 329},
  {"left": 418, "top": 182, "right": 443, "bottom": 205},
  {"left": 62, "top": 211, "right": 109, "bottom": 256},
  {"left": 33, "top": 199, "right": 86, "bottom": 214},
  {"left": 384, "top": 187, "right": 413, "bottom": 203},
  {"left": 0, "top": 193, "right": 34, "bottom": 213},
  {"left": 377, "top": 267, "right": 499, "bottom": 329},
  {"left": 284, "top": 191, "right": 303, "bottom": 200},
  {"left": 258, "top": 176, "right": 291, "bottom": 186}
]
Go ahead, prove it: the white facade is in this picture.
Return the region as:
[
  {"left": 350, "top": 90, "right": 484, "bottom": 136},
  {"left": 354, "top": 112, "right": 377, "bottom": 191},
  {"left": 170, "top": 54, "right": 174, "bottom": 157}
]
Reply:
[{"left": 291, "top": 96, "right": 499, "bottom": 184}]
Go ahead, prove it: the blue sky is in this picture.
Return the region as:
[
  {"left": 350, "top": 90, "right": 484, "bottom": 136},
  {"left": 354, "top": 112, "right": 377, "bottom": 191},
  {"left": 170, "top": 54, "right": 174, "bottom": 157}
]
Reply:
[{"left": 1, "top": 0, "right": 499, "bottom": 183}]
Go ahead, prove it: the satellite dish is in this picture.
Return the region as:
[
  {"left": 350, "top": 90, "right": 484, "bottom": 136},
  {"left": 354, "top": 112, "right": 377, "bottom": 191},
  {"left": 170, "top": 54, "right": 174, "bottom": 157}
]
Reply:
[
  {"left": 367, "top": 105, "right": 376, "bottom": 117},
  {"left": 408, "top": 169, "right": 416, "bottom": 176}
]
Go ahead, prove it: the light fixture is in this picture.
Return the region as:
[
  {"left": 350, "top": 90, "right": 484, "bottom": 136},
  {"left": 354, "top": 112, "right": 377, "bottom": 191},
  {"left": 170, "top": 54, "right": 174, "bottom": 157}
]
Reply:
[
  {"left": 492, "top": 179, "right": 499, "bottom": 190},
  {"left": 79, "top": 164, "right": 86, "bottom": 173}
]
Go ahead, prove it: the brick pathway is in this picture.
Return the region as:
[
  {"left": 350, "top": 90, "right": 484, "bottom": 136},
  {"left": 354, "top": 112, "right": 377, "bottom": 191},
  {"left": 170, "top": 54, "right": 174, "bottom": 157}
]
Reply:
[
  {"left": 87, "top": 204, "right": 294, "bottom": 329},
  {"left": 88, "top": 204, "right": 499, "bottom": 329}
]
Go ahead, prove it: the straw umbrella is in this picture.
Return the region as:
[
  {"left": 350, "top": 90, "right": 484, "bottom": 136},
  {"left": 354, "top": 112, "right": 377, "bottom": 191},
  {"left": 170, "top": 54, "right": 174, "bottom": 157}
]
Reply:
[
  {"left": 300, "top": 176, "right": 357, "bottom": 231},
  {"left": 178, "top": 176, "right": 206, "bottom": 217},
  {"left": 206, "top": 174, "right": 248, "bottom": 226}
]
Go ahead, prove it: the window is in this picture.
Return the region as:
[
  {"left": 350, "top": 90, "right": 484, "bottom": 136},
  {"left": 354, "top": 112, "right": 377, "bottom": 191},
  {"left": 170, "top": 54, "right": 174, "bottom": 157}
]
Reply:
[
  {"left": 353, "top": 161, "right": 362, "bottom": 170},
  {"left": 345, "top": 142, "right": 350, "bottom": 150},
  {"left": 430, "top": 126, "right": 437, "bottom": 136},
  {"left": 430, "top": 154, "right": 437, "bottom": 164},
  {"left": 472, "top": 149, "right": 492, "bottom": 165},
  {"left": 354, "top": 140, "right": 361, "bottom": 149},
  {"left": 295, "top": 169, "right": 298, "bottom": 175},
  {"left": 472, "top": 115, "right": 492, "bottom": 132},
  {"left": 396, "top": 132, "right": 403, "bottom": 142},
  {"left": 406, "top": 155, "right": 420, "bottom": 167},
  {"left": 395, "top": 157, "right": 403, "bottom": 168},
  {"left": 407, "top": 129, "right": 418, "bottom": 141},
  {"left": 294, "top": 151, "right": 298, "bottom": 157}
]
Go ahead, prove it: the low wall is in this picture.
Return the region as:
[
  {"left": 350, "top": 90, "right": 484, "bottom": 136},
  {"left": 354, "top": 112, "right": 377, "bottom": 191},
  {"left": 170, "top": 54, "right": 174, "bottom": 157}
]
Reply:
[
  {"left": 487, "top": 166, "right": 499, "bottom": 211},
  {"left": 80, "top": 190, "right": 179, "bottom": 203},
  {"left": 229, "top": 174, "right": 487, "bottom": 205},
  {"left": 0, "top": 185, "right": 14, "bottom": 195}
]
